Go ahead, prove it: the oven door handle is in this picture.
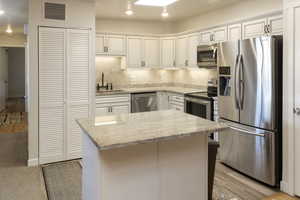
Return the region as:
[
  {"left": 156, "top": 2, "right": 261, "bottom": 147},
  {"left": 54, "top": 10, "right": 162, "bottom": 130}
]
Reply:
[{"left": 185, "top": 97, "right": 211, "bottom": 105}]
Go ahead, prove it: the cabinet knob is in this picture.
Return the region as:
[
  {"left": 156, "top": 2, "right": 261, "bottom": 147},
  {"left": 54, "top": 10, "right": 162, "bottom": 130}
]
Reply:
[{"left": 294, "top": 108, "right": 300, "bottom": 116}]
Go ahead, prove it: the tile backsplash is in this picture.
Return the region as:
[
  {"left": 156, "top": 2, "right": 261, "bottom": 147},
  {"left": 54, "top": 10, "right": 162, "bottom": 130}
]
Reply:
[{"left": 96, "top": 56, "right": 217, "bottom": 88}]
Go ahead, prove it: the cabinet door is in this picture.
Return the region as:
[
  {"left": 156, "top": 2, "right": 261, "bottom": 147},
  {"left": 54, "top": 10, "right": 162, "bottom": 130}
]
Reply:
[
  {"left": 169, "top": 103, "right": 184, "bottom": 112},
  {"left": 107, "top": 35, "right": 126, "bottom": 55},
  {"left": 187, "top": 34, "right": 200, "bottom": 68},
  {"left": 242, "top": 18, "right": 267, "bottom": 39},
  {"left": 161, "top": 38, "right": 175, "bottom": 67},
  {"left": 268, "top": 15, "right": 283, "bottom": 35},
  {"left": 127, "top": 37, "right": 143, "bottom": 68},
  {"left": 39, "top": 27, "right": 66, "bottom": 164},
  {"left": 96, "top": 34, "right": 106, "bottom": 54},
  {"left": 157, "top": 92, "right": 169, "bottom": 110},
  {"left": 112, "top": 104, "right": 130, "bottom": 114},
  {"left": 228, "top": 24, "right": 242, "bottom": 41},
  {"left": 66, "top": 29, "right": 90, "bottom": 160},
  {"left": 212, "top": 26, "right": 228, "bottom": 42},
  {"left": 96, "top": 106, "right": 110, "bottom": 116},
  {"left": 144, "top": 38, "right": 160, "bottom": 68},
  {"left": 199, "top": 31, "right": 212, "bottom": 44},
  {"left": 176, "top": 36, "right": 188, "bottom": 67}
]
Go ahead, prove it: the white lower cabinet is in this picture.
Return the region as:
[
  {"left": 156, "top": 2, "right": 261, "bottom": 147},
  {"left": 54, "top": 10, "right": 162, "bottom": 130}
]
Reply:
[
  {"left": 168, "top": 93, "right": 185, "bottom": 112},
  {"left": 39, "top": 27, "right": 91, "bottom": 164},
  {"left": 96, "top": 94, "right": 131, "bottom": 116},
  {"left": 157, "top": 92, "right": 169, "bottom": 110}
]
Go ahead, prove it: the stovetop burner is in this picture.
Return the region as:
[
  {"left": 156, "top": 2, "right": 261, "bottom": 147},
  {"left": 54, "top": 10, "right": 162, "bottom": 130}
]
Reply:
[{"left": 185, "top": 86, "right": 218, "bottom": 99}]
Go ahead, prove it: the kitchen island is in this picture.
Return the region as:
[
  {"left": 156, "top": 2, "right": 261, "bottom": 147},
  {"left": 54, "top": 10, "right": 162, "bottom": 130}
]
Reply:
[{"left": 77, "top": 110, "right": 227, "bottom": 200}]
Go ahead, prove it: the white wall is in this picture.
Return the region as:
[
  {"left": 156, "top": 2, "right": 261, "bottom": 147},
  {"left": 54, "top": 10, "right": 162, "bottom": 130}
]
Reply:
[
  {"left": 28, "top": 0, "right": 96, "bottom": 166},
  {"left": 0, "top": 48, "right": 8, "bottom": 111},
  {"left": 7, "top": 48, "right": 25, "bottom": 98},
  {"left": 96, "top": 18, "right": 175, "bottom": 34},
  {"left": 174, "top": 0, "right": 283, "bottom": 32}
]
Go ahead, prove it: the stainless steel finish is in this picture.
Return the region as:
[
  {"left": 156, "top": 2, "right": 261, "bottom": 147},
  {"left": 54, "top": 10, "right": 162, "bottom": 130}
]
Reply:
[
  {"left": 294, "top": 108, "right": 300, "bottom": 115},
  {"left": 184, "top": 97, "right": 211, "bottom": 120},
  {"left": 218, "top": 40, "right": 240, "bottom": 121},
  {"left": 197, "top": 44, "right": 218, "bottom": 68},
  {"left": 131, "top": 93, "right": 158, "bottom": 113},
  {"left": 219, "top": 119, "right": 276, "bottom": 185},
  {"left": 239, "top": 37, "right": 276, "bottom": 130}
]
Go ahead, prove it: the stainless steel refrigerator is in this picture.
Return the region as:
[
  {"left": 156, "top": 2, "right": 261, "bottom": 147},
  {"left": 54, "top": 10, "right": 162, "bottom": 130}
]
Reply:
[{"left": 218, "top": 36, "right": 282, "bottom": 186}]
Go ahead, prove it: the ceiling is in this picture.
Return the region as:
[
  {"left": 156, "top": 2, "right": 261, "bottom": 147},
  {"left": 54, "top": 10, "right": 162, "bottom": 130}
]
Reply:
[
  {"left": 0, "top": 0, "right": 28, "bottom": 27},
  {"left": 96, "top": 0, "right": 246, "bottom": 22}
]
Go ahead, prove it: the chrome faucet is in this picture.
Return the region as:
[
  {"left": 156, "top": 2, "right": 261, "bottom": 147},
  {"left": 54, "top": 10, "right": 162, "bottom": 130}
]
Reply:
[{"left": 97, "top": 72, "right": 113, "bottom": 91}]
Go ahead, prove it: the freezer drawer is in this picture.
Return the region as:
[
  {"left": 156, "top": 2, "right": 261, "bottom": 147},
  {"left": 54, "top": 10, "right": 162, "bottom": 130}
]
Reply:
[{"left": 219, "top": 120, "right": 276, "bottom": 186}]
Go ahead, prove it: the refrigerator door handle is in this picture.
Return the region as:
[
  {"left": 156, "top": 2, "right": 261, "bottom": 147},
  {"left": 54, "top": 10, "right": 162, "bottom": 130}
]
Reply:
[
  {"left": 227, "top": 124, "right": 266, "bottom": 137},
  {"left": 240, "top": 55, "right": 245, "bottom": 110},
  {"left": 234, "top": 54, "right": 241, "bottom": 109}
]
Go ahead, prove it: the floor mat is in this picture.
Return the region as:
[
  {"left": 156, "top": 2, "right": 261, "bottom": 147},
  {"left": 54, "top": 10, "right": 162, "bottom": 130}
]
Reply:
[{"left": 42, "top": 161, "right": 82, "bottom": 200}]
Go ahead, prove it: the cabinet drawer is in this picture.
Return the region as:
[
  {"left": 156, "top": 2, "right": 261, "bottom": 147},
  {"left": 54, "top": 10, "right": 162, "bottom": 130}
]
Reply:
[
  {"left": 170, "top": 103, "right": 184, "bottom": 112},
  {"left": 169, "top": 95, "right": 184, "bottom": 103},
  {"left": 96, "top": 94, "right": 130, "bottom": 104}
]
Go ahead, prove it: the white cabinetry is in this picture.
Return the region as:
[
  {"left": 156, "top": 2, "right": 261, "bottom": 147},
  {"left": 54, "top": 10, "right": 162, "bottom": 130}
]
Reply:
[
  {"left": 168, "top": 93, "right": 184, "bottom": 112},
  {"left": 175, "top": 34, "right": 199, "bottom": 68},
  {"left": 228, "top": 24, "right": 242, "bottom": 41},
  {"left": 200, "top": 26, "right": 227, "bottom": 44},
  {"left": 176, "top": 36, "right": 188, "bottom": 67},
  {"left": 96, "top": 94, "right": 131, "bottom": 116},
  {"left": 144, "top": 37, "right": 160, "bottom": 67},
  {"left": 157, "top": 92, "right": 169, "bottom": 110},
  {"left": 39, "top": 27, "right": 91, "bottom": 164},
  {"left": 96, "top": 34, "right": 126, "bottom": 55},
  {"left": 242, "top": 15, "right": 283, "bottom": 39},
  {"left": 127, "top": 36, "right": 160, "bottom": 68},
  {"left": 161, "top": 37, "right": 176, "bottom": 68},
  {"left": 127, "top": 36, "right": 143, "bottom": 68}
]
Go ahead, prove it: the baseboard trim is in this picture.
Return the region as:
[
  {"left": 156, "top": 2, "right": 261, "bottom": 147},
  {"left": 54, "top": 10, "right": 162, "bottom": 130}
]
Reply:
[
  {"left": 27, "top": 158, "right": 39, "bottom": 166},
  {"left": 281, "top": 180, "right": 294, "bottom": 196}
]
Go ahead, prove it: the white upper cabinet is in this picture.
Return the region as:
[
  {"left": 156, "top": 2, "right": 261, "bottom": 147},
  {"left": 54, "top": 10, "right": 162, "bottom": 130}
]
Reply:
[
  {"left": 199, "top": 26, "right": 227, "bottom": 44},
  {"left": 144, "top": 37, "right": 160, "bottom": 68},
  {"left": 127, "top": 36, "right": 143, "bottom": 68},
  {"left": 96, "top": 34, "right": 126, "bottom": 55},
  {"left": 187, "top": 34, "right": 200, "bottom": 68},
  {"left": 96, "top": 34, "right": 106, "bottom": 54},
  {"left": 212, "top": 26, "right": 228, "bottom": 43},
  {"left": 199, "top": 31, "right": 212, "bottom": 44},
  {"left": 242, "top": 18, "right": 268, "bottom": 39},
  {"left": 106, "top": 35, "right": 126, "bottom": 55},
  {"left": 267, "top": 15, "right": 283, "bottom": 35},
  {"left": 161, "top": 37, "right": 176, "bottom": 68},
  {"left": 242, "top": 15, "right": 283, "bottom": 39},
  {"left": 176, "top": 36, "right": 188, "bottom": 67},
  {"left": 127, "top": 36, "right": 160, "bottom": 68},
  {"left": 228, "top": 24, "right": 242, "bottom": 41}
]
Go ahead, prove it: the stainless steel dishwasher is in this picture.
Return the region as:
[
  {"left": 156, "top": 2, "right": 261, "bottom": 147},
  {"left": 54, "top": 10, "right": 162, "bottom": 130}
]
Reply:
[{"left": 131, "top": 92, "right": 158, "bottom": 113}]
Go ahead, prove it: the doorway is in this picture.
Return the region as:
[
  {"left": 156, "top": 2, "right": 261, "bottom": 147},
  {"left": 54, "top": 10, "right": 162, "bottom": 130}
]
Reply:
[{"left": 0, "top": 47, "right": 27, "bottom": 166}]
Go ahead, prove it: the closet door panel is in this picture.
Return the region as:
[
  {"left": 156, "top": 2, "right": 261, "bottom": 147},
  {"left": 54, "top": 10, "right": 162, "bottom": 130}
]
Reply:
[
  {"left": 67, "top": 29, "right": 90, "bottom": 159},
  {"left": 39, "top": 27, "right": 66, "bottom": 164}
]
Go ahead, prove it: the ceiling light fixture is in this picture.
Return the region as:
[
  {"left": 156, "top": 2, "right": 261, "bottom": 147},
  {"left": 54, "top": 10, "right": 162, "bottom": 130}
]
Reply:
[
  {"left": 0, "top": 9, "right": 4, "bottom": 15},
  {"left": 135, "top": 0, "right": 178, "bottom": 7},
  {"left": 6, "top": 24, "right": 12, "bottom": 34},
  {"left": 161, "top": 7, "right": 169, "bottom": 18},
  {"left": 125, "top": 1, "right": 134, "bottom": 16}
]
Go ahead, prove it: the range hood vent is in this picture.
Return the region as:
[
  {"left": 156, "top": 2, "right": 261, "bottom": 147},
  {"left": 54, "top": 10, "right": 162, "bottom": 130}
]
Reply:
[{"left": 44, "top": 2, "right": 66, "bottom": 20}]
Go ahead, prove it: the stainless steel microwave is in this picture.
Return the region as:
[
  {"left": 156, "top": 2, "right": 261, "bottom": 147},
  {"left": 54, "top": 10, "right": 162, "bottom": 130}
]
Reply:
[{"left": 197, "top": 44, "right": 218, "bottom": 68}]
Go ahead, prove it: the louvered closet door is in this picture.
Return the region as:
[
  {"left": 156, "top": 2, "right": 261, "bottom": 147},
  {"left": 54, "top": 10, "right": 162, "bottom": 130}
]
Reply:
[
  {"left": 39, "top": 27, "right": 66, "bottom": 164},
  {"left": 66, "top": 29, "right": 90, "bottom": 159}
]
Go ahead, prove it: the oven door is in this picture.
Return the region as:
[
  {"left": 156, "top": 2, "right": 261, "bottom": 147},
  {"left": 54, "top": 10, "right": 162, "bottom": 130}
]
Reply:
[{"left": 185, "top": 97, "right": 212, "bottom": 120}]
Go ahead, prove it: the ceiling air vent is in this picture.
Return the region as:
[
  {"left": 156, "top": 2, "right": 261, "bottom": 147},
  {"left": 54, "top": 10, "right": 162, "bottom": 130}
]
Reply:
[{"left": 44, "top": 2, "right": 66, "bottom": 20}]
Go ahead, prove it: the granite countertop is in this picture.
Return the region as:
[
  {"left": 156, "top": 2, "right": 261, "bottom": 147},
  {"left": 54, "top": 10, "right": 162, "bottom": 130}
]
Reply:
[
  {"left": 77, "top": 110, "right": 228, "bottom": 151},
  {"left": 96, "top": 86, "right": 207, "bottom": 96}
]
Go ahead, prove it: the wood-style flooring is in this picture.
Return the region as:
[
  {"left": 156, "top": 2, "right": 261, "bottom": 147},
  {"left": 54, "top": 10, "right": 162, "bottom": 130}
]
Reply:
[{"left": 0, "top": 98, "right": 28, "bottom": 134}]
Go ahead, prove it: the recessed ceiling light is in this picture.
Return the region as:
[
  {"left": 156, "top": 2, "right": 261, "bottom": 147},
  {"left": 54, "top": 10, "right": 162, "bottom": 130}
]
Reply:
[
  {"left": 134, "top": 0, "right": 178, "bottom": 7},
  {"left": 0, "top": 10, "right": 4, "bottom": 15},
  {"left": 125, "top": 1, "right": 134, "bottom": 16},
  {"left": 161, "top": 7, "right": 169, "bottom": 18}
]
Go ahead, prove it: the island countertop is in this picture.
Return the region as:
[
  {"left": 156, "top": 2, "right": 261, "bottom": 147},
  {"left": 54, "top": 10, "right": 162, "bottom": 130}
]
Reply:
[{"left": 77, "top": 110, "right": 228, "bottom": 151}]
